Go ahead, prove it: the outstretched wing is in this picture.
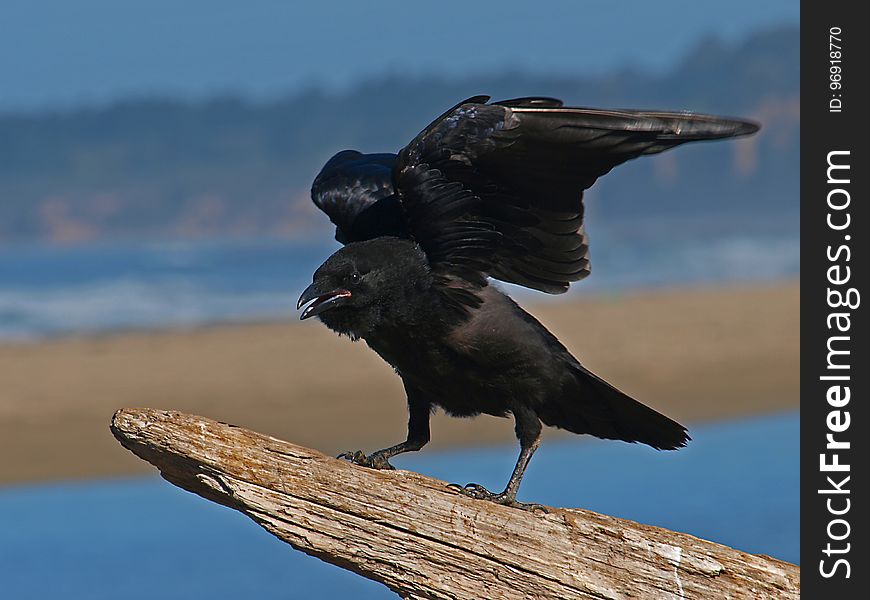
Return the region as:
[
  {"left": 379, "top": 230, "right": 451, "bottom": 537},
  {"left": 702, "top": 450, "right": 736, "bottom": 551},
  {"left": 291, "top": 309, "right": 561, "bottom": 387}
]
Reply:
[
  {"left": 394, "top": 96, "right": 759, "bottom": 297},
  {"left": 310, "top": 150, "right": 403, "bottom": 244},
  {"left": 309, "top": 97, "right": 566, "bottom": 245}
]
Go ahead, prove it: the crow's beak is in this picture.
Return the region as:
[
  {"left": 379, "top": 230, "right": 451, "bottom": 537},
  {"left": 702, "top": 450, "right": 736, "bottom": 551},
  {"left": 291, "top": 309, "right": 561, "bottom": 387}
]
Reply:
[{"left": 297, "top": 283, "right": 352, "bottom": 320}]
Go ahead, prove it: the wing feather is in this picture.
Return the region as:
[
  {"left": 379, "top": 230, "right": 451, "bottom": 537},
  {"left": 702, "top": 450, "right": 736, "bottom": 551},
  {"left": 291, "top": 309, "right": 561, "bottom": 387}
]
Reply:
[
  {"left": 310, "top": 150, "right": 401, "bottom": 243},
  {"left": 393, "top": 98, "right": 758, "bottom": 299},
  {"left": 308, "top": 96, "right": 759, "bottom": 305}
]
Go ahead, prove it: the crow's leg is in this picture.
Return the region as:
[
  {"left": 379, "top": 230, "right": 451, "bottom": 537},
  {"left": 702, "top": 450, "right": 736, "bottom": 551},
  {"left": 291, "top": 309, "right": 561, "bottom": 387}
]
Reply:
[
  {"left": 339, "top": 391, "right": 430, "bottom": 470},
  {"left": 449, "top": 405, "right": 546, "bottom": 511}
]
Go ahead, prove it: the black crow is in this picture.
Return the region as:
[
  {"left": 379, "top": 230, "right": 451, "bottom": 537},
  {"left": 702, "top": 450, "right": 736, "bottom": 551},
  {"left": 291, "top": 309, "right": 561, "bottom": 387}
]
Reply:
[{"left": 297, "top": 96, "right": 758, "bottom": 508}]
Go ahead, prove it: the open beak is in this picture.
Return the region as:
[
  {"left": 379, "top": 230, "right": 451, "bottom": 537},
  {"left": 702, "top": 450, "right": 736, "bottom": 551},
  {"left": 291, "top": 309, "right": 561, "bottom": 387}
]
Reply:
[{"left": 297, "top": 283, "right": 352, "bottom": 320}]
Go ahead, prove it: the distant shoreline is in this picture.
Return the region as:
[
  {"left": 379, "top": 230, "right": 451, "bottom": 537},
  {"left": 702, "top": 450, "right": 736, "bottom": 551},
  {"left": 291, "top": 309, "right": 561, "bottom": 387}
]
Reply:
[{"left": 0, "top": 280, "right": 799, "bottom": 486}]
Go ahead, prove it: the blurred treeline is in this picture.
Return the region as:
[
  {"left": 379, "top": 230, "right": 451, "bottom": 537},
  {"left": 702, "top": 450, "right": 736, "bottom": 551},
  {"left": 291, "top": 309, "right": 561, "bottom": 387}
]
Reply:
[{"left": 0, "top": 26, "right": 797, "bottom": 244}]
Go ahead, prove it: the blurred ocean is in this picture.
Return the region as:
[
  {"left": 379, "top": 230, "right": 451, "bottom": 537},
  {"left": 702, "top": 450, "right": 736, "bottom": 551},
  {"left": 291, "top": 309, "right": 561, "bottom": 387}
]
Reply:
[
  {"left": 0, "top": 411, "right": 799, "bottom": 599},
  {"left": 0, "top": 230, "right": 799, "bottom": 341}
]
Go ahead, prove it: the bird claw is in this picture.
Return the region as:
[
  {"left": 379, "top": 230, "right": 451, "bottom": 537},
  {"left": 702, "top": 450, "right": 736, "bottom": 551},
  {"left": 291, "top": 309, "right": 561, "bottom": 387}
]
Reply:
[
  {"left": 446, "top": 482, "right": 549, "bottom": 513},
  {"left": 512, "top": 501, "right": 550, "bottom": 514},
  {"left": 461, "top": 483, "right": 496, "bottom": 499},
  {"left": 337, "top": 450, "right": 365, "bottom": 463},
  {"left": 337, "top": 450, "right": 395, "bottom": 470},
  {"left": 447, "top": 482, "right": 506, "bottom": 501}
]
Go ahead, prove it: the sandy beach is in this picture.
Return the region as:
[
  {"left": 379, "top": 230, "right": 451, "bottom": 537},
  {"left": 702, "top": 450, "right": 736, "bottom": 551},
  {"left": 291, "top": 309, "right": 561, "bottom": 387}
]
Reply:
[{"left": 0, "top": 280, "right": 798, "bottom": 486}]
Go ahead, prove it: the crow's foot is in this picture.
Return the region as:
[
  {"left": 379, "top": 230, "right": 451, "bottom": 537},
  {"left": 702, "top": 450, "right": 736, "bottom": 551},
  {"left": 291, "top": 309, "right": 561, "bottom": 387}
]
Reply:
[
  {"left": 337, "top": 450, "right": 396, "bottom": 470},
  {"left": 446, "top": 483, "right": 549, "bottom": 513}
]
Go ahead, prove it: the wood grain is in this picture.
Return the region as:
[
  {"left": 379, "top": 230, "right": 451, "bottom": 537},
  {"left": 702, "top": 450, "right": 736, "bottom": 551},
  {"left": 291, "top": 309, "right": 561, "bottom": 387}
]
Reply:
[{"left": 111, "top": 408, "right": 799, "bottom": 600}]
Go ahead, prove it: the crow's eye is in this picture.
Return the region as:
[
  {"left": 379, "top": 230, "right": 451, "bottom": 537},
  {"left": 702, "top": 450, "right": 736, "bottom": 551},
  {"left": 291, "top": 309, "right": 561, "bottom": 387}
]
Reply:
[{"left": 350, "top": 271, "right": 362, "bottom": 283}]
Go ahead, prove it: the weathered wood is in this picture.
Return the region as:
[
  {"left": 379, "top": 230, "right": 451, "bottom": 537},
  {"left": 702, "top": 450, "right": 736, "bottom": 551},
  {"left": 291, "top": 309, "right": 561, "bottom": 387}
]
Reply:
[{"left": 110, "top": 408, "right": 799, "bottom": 600}]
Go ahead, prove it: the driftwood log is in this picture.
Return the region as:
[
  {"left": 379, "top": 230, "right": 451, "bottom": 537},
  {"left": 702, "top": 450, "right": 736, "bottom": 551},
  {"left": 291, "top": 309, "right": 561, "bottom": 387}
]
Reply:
[{"left": 110, "top": 408, "right": 799, "bottom": 600}]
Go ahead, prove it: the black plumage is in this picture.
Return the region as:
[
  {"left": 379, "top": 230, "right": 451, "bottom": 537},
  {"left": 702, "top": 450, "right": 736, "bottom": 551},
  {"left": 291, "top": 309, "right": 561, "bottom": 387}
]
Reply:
[{"left": 299, "top": 96, "right": 759, "bottom": 507}]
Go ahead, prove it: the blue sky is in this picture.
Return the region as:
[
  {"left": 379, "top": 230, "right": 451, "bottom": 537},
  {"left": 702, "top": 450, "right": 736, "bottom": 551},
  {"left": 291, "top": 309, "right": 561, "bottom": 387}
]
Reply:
[{"left": 2, "top": 1, "right": 798, "bottom": 111}]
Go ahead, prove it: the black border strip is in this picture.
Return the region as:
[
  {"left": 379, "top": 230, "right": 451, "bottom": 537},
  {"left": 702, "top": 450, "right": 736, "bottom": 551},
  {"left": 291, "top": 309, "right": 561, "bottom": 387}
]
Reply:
[{"left": 801, "top": 4, "right": 867, "bottom": 596}]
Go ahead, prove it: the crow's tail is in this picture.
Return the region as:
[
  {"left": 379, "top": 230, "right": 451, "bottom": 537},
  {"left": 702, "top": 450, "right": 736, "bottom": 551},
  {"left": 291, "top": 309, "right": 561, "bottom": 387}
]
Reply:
[{"left": 538, "top": 365, "right": 690, "bottom": 450}]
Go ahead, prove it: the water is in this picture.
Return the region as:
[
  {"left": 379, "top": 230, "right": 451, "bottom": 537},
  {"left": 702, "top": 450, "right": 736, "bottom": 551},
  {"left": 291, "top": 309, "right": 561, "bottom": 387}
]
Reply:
[
  {"left": 0, "top": 238, "right": 336, "bottom": 340},
  {"left": 0, "top": 412, "right": 798, "bottom": 599},
  {"left": 0, "top": 230, "right": 798, "bottom": 341}
]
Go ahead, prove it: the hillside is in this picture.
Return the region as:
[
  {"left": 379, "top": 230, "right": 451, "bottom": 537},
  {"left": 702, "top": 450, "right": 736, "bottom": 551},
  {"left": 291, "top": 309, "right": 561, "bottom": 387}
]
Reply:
[{"left": 0, "top": 26, "right": 798, "bottom": 244}]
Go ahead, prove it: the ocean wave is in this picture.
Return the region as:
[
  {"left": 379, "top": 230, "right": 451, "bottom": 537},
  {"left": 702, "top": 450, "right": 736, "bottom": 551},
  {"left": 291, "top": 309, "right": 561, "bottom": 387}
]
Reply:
[
  {"left": 0, "top": 235, "right": 798, "bottom": 340},
  {"left": 0, "top": 277, "right": 299, "bottom": 341}
]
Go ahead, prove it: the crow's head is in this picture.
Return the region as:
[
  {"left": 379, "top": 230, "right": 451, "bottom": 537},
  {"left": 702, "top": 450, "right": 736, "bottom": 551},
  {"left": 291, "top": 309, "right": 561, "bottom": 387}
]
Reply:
[{"left": 297, "top": 237, "right": 432, "bottom": 339}]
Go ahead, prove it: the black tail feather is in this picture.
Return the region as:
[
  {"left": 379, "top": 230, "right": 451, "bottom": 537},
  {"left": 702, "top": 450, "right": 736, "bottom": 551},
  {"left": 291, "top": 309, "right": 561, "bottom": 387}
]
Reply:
[{"left": 538, "top": 365, "right": 690, "bottom": 450}]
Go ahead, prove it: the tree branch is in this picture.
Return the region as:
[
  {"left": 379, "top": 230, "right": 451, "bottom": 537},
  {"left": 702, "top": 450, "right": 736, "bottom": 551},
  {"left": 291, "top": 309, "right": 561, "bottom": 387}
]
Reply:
[{"left": 110, "top": 408, "right": 799, "bottom": 600}]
